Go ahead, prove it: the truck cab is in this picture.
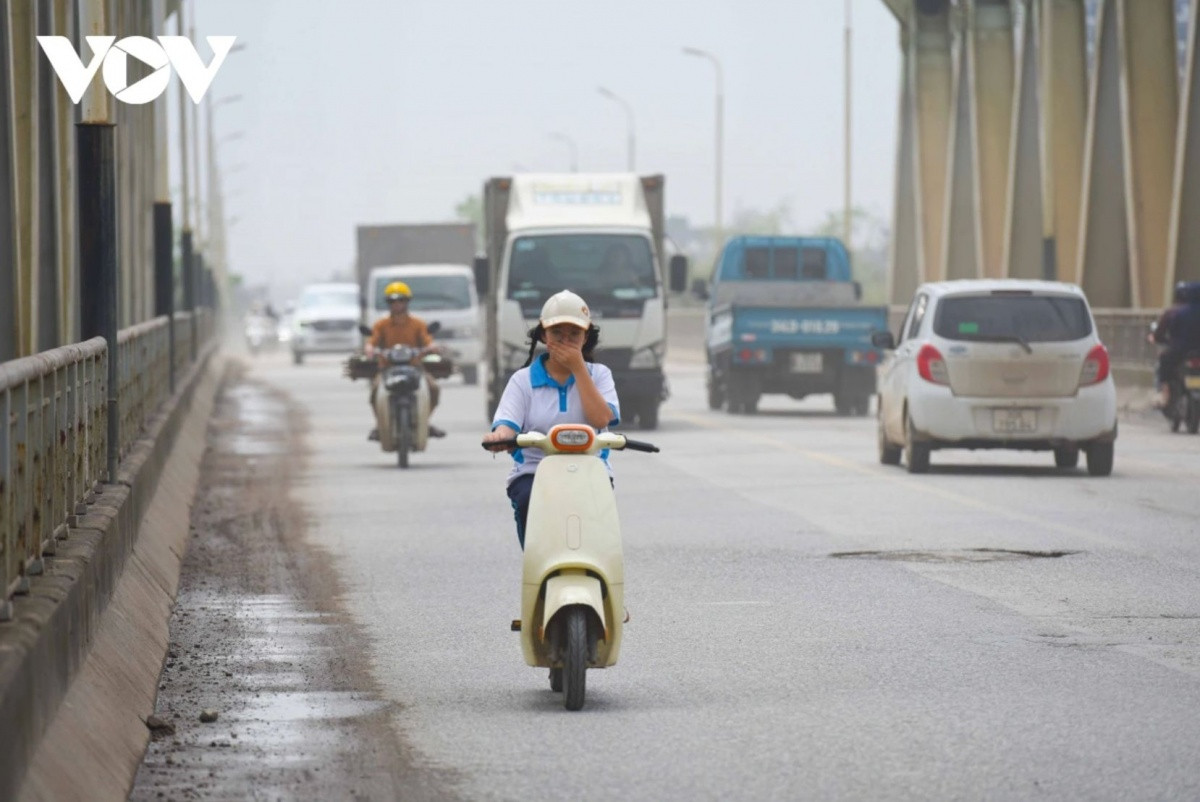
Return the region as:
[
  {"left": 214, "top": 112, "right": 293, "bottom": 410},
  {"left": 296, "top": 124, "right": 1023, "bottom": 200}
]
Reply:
[
  {"left": 704, "top": 236, "right": 887, "bottom": 415},
  {"left": 478, "top": 174, "right": 681, "bottom": 429}
]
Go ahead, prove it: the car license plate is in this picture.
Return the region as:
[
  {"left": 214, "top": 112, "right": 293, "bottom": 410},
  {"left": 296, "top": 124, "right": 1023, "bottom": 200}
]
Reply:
[
  {"left": 992, "top": 408, "right": 1037, "bottom": 434},
  {"left": 1185, "top": 376, "right": 1200, "bottom": 390},
  {"left": 790, "top": 353, "right": 823, "bottom": 373}
]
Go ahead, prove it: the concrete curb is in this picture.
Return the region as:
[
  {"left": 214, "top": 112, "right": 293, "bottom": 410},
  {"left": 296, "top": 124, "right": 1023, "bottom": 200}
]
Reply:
[{"left": 0, "top": 345, "right": 221, "bottom": 802}]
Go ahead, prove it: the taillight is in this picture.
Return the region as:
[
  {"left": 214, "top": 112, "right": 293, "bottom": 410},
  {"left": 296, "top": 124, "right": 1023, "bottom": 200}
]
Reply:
[
  {"left": 917, "top": 344, "right": 949, "bottom": 385},
  {"left": 1079, "top": 344, "right": 1110, "bottom": 385},
  {"left": 1186, "top": 357, "right": 1200, "bottom": 370}
]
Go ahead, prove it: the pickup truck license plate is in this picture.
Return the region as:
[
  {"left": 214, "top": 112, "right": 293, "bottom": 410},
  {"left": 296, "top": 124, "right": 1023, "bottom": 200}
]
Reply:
[
  {"left": 1184, "top": 376, "right": 1200, "bottom": 390},
  {"left": 789, "top": 353, "right": 823, "bottom": 373},
  {"left": 992, "top": 408, "right": 1037, "bottom": 434}
]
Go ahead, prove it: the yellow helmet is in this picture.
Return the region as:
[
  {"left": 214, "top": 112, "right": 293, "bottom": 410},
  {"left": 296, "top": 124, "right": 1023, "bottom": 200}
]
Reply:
[{"left": 384, "top": 281, "right": 412, "bottom": 300}]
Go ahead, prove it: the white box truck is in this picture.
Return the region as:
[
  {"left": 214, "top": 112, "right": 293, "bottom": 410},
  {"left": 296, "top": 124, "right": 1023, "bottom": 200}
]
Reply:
[{"left": 476, "top": 174, "right": 688, "bottom": 429}]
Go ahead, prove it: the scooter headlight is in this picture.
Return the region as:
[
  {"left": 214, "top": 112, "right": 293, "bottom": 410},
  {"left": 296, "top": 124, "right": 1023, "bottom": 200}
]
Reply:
[{"left": 549, "top": 424, "right": 595, "bottom": 452}]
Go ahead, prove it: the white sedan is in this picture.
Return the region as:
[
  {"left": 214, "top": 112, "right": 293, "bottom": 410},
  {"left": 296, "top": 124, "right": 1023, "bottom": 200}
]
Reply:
[{"left": 873, "top": 280, "right": 1118, "bottom": 476}]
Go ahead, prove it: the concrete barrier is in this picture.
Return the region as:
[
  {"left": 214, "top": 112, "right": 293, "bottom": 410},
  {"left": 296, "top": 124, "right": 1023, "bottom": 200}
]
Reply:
[{"left": 0, "top": 345, "right": 222, "bottom": 801}]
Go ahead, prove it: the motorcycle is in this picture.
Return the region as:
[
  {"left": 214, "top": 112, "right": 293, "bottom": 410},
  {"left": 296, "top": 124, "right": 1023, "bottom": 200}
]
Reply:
[
  {"left": 347, "top": 323, "right": 452, "bottom": 468},
  {"left": 244, "top": 314, "right": 278, "bottom": 356},
  {"left": 1166, "top": 352, "right": 1200, "bottom": 434},
  {"left": 1149, "top": 321, "right": 1200, "bottom": 434},
  {"left": 482, "top": 423, "right": 659, "bottom": 711}
]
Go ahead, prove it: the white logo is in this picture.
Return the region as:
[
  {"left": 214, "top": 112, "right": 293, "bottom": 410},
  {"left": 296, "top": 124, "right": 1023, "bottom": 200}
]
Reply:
[{"left": 37, "top": 35, "right": 236, "bottom": 104}]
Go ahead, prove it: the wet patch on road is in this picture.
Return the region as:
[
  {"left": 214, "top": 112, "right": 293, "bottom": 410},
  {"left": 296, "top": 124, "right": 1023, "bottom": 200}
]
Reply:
[
  {"left": 830, "top": 548, "right": 1081, "bottom": 563},
  {"left": 130, "top": 362, "right": 460, "bottom": 801}
]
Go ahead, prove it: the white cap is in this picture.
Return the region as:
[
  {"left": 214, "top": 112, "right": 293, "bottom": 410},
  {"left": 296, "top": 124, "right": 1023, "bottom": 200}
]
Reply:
[{"left": 540, "top": 290, "right": 591, "bottom": 329}]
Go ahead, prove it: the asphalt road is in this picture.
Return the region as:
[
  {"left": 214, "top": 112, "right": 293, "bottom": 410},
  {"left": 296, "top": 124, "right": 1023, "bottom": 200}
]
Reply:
[{"left": 243, "top": 330, "right": 1200, "bottom": 801}]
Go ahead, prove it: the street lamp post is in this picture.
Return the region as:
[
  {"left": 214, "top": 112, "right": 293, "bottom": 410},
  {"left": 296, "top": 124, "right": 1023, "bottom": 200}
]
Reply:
[
  {"left": 206, "top": 93, "right": 242, "bottom": 315},
  {"left": 597, "top": 87, "right": 635, "bottom": 171},
  {"left": 682, "top": 46, "right": 724, "bottom": 243},
  {"left": 548, "top": 132, "right": 579, "bottom": 172},
  {"left": 843, "top": 0, "right": 853, "bottom": 247}
]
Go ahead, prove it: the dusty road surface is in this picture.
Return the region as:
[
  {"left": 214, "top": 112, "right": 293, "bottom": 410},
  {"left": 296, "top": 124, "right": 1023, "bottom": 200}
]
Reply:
[{"left": 130, "top": 362, "right": 459, "bottom": 801}]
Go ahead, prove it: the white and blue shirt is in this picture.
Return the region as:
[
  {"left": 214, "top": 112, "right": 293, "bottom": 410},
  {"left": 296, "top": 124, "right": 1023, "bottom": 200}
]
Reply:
[{"left": 491, "top": 354, "right": 621, "bottom": 485}]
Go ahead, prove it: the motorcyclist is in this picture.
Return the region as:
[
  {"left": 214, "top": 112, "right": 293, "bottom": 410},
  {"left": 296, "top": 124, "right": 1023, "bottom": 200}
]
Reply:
[
  {"left": 366, "top": 281, "right": 445, "bottom": 440},
  {"left": 481, "top": 290, "right": 620, "bottom": 549},
  {"left": 1156, "top": 281, "right": 1200, "bottom": 408}
]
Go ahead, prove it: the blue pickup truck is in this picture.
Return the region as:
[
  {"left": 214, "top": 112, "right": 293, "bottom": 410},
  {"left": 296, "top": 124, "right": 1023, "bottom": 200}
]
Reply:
[{"left": 703, "top": 236, "right": 888, "bottom": 415}]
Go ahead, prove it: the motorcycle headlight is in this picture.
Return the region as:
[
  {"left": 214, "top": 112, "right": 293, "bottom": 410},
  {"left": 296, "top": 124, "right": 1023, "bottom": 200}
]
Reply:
[{"left": 629, "top": 342, "right": 665, "bottom": 369}]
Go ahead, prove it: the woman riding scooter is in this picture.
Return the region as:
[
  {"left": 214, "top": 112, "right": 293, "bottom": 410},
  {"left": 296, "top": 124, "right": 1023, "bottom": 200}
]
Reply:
[{"left": 482, "top": 290, "right": 620, "bottom": 548}]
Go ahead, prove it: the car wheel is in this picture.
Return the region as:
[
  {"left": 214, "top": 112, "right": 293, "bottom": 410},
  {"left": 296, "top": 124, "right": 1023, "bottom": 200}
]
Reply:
[
  {"left": 1086, "top": 442, "right": 1114, "bottom": 476},
  {"left": 292, "top": 350, "right": 304, "bottom": 365},
  {"left": 1054, "top": 446, "right": 1080, "bottom": 469},
  {"left": 879, "top": 415, "right": 902, "bottom": 466},
  {"left": 904, "top": 412, "right": 930, "bottom": 474},
  {"left": 461, "top": 365, "right": 479, "bottom": 385}
]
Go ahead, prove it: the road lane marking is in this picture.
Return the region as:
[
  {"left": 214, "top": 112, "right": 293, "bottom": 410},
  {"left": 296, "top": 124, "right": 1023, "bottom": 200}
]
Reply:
[{"left": 666, "top": 409, "right": 1128, "bottom": 549}]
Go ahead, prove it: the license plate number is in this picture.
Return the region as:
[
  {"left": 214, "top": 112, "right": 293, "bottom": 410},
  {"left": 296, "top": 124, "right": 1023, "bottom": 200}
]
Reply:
[
  {"left": 992, "top": 408, "right": 1037, "bottom": 434},
  {"left": 1185, "top": 376, "right": 1200, "bottom": 390},
  {"left": 789, "top": 353, "right": 823, "bottom": 373}
]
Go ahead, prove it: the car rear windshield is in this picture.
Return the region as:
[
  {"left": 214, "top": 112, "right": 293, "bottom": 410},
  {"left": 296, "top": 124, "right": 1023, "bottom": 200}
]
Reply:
[{"left": 933, "top": 294, "right": 1093, "bottom": 342}]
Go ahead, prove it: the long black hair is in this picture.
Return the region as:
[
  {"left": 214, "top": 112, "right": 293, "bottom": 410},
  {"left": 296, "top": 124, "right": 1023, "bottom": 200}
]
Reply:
[{"left": 521, "top": 323, "right": 601, "bottom": 368}]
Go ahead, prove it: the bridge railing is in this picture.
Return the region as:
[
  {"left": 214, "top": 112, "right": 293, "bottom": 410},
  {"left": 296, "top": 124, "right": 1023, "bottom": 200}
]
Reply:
[
  {"left": 1, "top": 309, "right": 215, "bottom": 614},
  {"left": 1, "top": 339, "right": 107, "bottom": 602}
]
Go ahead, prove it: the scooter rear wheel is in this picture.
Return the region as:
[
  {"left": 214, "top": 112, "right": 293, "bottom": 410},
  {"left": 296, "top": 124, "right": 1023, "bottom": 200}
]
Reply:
[
  {"left": 562, "top": 607, "right": 589, "bottom": 711},
  {"left": 1187, "top": 397, "right": 1200, "bottom": 434}
]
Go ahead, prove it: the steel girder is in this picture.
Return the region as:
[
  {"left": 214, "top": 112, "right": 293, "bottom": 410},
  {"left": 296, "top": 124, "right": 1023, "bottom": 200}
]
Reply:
[{"left": 886, "top": 0, "right": 1197, "bottom": 309}]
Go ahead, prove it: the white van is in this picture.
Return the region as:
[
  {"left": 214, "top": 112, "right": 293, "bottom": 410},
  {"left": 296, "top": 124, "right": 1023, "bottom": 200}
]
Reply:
[{"left": 365, "top": 264, "right": 483, "bottom": 384}]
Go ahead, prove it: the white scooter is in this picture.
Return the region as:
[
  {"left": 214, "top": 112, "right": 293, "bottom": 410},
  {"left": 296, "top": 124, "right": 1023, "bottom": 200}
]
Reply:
[{"left": 483, "top": 423, "right": 658, "bottom": 711}]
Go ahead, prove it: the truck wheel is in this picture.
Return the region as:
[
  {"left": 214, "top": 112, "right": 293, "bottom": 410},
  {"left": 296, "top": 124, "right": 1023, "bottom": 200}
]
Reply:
[
  {"left": 707, "top": 376, "right": 725, "bottom": 410},
  {"left": 639, "top": 402, "right": 659, "bottom": 430}
]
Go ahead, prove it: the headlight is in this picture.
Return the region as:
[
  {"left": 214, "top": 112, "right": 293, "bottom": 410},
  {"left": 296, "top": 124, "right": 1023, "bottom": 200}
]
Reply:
[{"left": 629, "top": 342, "right": 664, "bottom": 369}]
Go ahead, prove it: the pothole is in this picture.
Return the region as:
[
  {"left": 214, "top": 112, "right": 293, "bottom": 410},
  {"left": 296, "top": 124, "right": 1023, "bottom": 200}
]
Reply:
[{"left": 830, "top": 548, "right": 1080, "bottom": 563}]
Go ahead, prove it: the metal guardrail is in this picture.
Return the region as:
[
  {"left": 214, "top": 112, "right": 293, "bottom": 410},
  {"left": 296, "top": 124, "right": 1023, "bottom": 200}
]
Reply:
[
  {"left": 0, "top": 338, "right": 107, "bottom": 603},
  {"left": 1, "top": 309, "right": 214, "bottom": 615}
]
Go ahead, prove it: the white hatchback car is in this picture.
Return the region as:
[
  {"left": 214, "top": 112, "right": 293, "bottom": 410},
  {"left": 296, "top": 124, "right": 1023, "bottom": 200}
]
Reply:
[{"left": 873, "top": 280, "right": 1117, "bottom": 475}]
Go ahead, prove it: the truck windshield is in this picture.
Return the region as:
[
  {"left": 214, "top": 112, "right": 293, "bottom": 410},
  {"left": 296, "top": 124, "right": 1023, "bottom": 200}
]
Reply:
[
  {"left": 299, "top": 289, "right": 358, "bottom": 308},
  {"left": 373, "top": 274, "right": 472, "bottom": 312},
  {"left": 933, "top": 295, "right": 1092, "bottom": 342},
  {"left": 507, "top": 234, "right": 656, "bottom": 318}
]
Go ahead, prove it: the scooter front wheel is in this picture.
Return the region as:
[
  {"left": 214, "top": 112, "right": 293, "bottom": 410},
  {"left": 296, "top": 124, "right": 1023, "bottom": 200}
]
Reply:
[
  {"left": 395, "top": 404, "right": 411, "bottom": 468},
  {"left": 562, "top": 607, "right": 589, "bottom": 711}
]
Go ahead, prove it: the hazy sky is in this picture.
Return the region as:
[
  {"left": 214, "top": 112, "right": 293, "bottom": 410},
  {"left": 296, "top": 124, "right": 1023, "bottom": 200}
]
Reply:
[{"left": 180, "top": 1, "right": 903, "bottom": 298}]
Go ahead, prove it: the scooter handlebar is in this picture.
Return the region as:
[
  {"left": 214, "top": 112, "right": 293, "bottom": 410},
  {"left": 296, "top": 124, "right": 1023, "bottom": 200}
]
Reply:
[{"left": 481, "top": 430, "right": 660, "bottom": 454}]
